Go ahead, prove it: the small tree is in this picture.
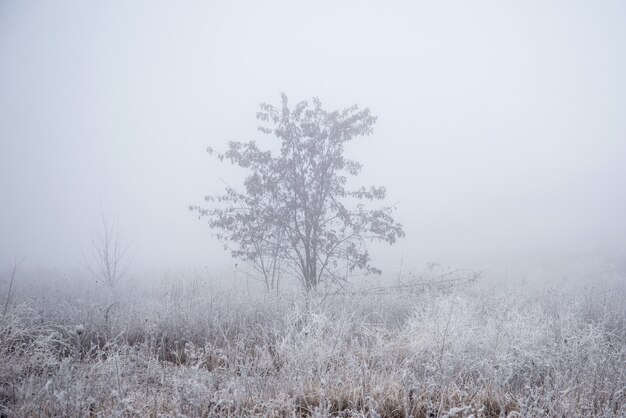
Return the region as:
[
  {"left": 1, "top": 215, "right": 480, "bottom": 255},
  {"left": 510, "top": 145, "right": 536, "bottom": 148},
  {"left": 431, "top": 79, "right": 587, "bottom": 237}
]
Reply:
[
  {"left": 191, "top": 94, "right": 404, "bottom": 291},
  {"left": 2, "top": 257, "right": 24, "bottom": 316},
  {"left": 83, "top": 212, "right": 134, "bottom": 289},
  {"left": 82, "top": 212, "right": 134, "bottom": 334}
]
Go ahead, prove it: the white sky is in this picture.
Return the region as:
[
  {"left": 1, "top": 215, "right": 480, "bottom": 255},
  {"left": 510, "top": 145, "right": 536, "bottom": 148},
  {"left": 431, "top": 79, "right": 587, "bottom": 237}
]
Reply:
[{"left": 1, "top": 1, "right": 625, "bottom": 276}]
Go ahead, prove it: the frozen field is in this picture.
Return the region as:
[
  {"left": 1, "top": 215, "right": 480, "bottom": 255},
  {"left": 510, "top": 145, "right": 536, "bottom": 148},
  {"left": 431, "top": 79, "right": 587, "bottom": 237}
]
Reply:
[{"left": 1, "top": 267, "right": 624, "bottom": 417}]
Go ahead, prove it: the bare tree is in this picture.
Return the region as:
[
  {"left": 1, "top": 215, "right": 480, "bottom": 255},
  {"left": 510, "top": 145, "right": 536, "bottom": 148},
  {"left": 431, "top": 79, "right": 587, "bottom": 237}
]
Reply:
[
  {"left": 237, "top": 229, "right": 284, "bottom": 294},
  {"left": 83, "top": 212, "right": 134, "bottom": 289},
  {"left": 2, "top": 257, "right": 24, "bottom": 316}
]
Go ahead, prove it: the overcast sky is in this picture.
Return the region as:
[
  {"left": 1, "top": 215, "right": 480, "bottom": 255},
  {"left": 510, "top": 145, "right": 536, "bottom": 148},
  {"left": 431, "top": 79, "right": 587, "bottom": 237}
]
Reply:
[{"left": 1, "top": 1, "right": 625, "bottom": 276}]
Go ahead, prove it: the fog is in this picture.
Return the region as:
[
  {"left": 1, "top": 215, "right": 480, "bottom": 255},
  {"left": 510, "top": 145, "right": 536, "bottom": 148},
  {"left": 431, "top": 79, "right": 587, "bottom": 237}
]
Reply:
[{"left": 1, "top": 0, "right": 626, "bottom": 279}]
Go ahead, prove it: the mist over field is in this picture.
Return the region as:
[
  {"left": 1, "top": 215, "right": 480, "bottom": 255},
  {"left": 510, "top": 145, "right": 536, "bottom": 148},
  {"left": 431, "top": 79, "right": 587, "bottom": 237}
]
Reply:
[{"left": 1, "top": 1, "right": 625, "bottom": 417}]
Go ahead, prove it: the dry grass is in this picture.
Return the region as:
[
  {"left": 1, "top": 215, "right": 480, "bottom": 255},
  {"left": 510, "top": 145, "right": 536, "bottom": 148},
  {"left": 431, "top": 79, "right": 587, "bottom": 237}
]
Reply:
[{"left": 0, "top": 269, "right": 624, "bottom": 417}]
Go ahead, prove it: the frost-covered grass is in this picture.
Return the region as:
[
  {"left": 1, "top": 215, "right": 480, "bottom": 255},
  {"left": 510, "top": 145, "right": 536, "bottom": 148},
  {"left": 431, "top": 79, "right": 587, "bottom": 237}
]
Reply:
[{"left": 1, "top": 269, "right": 625, "bottom": 417}]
